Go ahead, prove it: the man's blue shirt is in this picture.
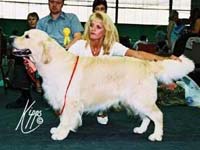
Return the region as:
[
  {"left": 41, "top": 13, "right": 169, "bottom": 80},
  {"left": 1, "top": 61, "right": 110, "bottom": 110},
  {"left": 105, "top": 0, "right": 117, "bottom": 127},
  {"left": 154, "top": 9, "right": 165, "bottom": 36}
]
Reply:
[{"left": 37, "top": 12, "right": 83, "bottom": 47}]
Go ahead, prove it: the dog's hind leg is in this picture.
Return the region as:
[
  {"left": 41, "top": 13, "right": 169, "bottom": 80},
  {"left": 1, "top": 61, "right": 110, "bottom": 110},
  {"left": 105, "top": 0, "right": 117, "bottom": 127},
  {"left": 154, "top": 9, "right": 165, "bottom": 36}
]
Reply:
[
  {"left": 141, "top": 104, "right": 163, "bottom": 141},
  {"left": 51, "top": 101, "right": 83, "bottom": 140},
  {"left": 133, "top": 116, "right": 150, "bottom": 134}
]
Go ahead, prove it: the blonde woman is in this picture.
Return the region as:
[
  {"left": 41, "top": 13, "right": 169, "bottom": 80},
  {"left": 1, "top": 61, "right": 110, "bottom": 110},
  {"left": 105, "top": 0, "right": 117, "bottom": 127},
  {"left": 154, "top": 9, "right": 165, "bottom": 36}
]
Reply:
[
  {"left": 68, "top": 12, "right": 179, "bottom": 124},
  {"left": 70, "top": 12, "right": 176, "bottom": 59}
]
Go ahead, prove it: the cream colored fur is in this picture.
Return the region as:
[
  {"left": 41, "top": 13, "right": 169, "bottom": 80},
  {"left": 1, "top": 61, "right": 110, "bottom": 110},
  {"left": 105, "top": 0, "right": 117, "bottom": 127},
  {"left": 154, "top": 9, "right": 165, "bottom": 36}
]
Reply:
[{"left": 13, "top": 29, "right": 195, "bottom": 141}]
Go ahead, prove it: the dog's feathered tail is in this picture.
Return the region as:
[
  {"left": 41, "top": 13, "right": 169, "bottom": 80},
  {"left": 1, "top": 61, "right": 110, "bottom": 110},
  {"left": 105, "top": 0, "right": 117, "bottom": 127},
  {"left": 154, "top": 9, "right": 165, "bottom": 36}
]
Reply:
[{"left": 151, "top": 55, "right": 195, "bottom": 84}]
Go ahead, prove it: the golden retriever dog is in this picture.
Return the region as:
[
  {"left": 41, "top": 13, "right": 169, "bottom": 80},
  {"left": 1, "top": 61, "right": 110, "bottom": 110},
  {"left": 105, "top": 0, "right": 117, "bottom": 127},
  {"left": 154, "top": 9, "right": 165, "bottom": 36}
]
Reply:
[{"left": 12, "top": 29, "right": 194, "bottom": 141}]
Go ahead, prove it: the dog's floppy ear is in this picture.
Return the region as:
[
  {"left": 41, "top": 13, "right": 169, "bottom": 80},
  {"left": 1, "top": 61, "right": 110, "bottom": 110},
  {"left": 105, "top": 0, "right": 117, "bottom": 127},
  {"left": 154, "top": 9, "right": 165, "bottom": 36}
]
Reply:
[{"left": 42, "top": 38, "right": 52, "bottom": 64}]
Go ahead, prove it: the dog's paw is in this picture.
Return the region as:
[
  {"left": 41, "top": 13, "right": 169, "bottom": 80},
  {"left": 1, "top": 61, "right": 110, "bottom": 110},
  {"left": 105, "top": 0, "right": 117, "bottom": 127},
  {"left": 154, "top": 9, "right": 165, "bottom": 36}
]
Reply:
[
  {"left": 50, "top": 127, "right": 58, "bottom": 134},
  {"left": 148, "top": 133, "right": 162, "bottom": 141},
  {"left": 133, "top": 127, "right": 146, "bottom": 134},
  {"left": 51, "top": 129, "right": 70, "bottom": 140},
  {"left": 51, "top": 133, "right": 66, "bottom": 140}
]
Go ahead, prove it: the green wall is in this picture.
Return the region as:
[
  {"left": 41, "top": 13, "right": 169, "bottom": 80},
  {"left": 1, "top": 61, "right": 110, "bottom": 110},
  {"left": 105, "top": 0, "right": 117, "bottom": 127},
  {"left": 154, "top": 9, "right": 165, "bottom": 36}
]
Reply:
[
  {"left": 191, "top": 0, "right": 200, "bottom": 9},
  {"left": 0, "top": 19, "right": 28, "bottom": 36},
  {"left": 116, "top": 24, "right": 165, "bottom": 44}
]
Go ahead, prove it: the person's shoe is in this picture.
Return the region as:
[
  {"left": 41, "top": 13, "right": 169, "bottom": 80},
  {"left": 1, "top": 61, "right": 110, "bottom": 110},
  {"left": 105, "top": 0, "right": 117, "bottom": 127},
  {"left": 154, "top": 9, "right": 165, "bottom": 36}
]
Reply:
[
  {"left": 6, "top": 97, "right": 32, "bottom": 109},
  {"left": 4, "top": 77, "right": 11, "bottom": 88},
  {"left": 97, "top": 114, "right": 109, "bottom": 125}
]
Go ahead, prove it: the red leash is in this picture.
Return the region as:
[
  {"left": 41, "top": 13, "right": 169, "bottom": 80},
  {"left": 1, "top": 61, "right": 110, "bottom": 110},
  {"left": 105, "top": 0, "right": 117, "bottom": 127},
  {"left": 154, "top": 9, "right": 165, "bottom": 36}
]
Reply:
[{"left": 57, "top": 56, "right": 79, "bottom": 116}]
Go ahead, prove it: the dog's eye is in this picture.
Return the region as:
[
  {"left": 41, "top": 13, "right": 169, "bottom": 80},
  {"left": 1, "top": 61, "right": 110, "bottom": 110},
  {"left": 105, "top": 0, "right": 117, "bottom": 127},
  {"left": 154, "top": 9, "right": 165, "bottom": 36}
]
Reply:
[{"left": 25, "top": 34, "right": 30, "bottom": 39}]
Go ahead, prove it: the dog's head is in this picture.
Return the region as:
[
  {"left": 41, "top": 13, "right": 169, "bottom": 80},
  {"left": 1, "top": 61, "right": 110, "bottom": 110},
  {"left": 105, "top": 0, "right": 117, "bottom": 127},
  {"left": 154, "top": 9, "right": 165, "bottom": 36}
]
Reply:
[{"left": 12, "top": 29, "right": 57, "bottom": 64}]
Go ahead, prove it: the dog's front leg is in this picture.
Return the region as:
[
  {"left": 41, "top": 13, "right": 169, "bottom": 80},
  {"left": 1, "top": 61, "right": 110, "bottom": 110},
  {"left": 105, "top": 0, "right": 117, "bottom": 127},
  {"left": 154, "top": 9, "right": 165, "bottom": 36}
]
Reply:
[
  {"left": 51, "top": 100, "right": 83, "bottom": 140},
  {"left": 133, "top": 116, "right": 150, "bottom": 134},
  {"left": 51, "top": 121, "right": 70, "bottom": 140}
]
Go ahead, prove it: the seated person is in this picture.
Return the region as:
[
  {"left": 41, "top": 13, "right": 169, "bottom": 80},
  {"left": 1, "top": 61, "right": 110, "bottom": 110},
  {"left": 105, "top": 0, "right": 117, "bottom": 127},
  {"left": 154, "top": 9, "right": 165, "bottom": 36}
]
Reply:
[
  {"left": 6, "top": 12, "right": 40, "bottom": 109},
  {"left": 133, "top": 35, "right": 148, "bottom": 50},
  {"left": 173, "top": 8, "right": 200, "bottom": 57},
  {"left": 173, "top": 8, "right": 200, "bottom": 86}
]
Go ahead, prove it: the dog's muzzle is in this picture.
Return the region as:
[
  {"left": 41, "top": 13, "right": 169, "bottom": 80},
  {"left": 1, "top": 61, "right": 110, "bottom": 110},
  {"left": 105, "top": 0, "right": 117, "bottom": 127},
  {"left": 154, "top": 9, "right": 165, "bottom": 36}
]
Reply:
[{"left": 12, "top": 48, "right": 32, "bottom": 57}]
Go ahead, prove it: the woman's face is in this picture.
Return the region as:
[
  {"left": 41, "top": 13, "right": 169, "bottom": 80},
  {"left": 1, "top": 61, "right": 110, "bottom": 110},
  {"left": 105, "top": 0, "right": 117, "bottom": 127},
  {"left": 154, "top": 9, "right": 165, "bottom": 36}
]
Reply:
[
  {"left": 27, "top": 16, "right": 38, "bottom": 29},
  {"left": 174, "top": 14, "right": 179, "bottom": 22},
  {"left": 89, "top": 19, "right": 105, "bottom": 41}
]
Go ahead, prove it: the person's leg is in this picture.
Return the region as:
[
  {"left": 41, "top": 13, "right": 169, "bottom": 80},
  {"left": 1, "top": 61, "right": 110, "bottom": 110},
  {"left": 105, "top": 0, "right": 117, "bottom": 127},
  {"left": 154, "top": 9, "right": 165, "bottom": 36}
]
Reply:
[
  {"left": 30, "top": 71, "right": 43, "bottom": 93},
  {"left": 35, "top": 79, "right": 42, "bottom": 93},
  {"left": 6, "top": 89, "right": 32, "bottom": 108},
  {"left": 6, "top": 57, "right": 32, "bottom": 109}
]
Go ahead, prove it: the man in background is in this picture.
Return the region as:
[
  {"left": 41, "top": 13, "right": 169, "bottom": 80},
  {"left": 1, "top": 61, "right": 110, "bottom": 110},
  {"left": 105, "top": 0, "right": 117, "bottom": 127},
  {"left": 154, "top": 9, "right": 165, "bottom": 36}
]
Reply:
[{"left": 37, "top": 0, "right": 83, "bottom": 49}]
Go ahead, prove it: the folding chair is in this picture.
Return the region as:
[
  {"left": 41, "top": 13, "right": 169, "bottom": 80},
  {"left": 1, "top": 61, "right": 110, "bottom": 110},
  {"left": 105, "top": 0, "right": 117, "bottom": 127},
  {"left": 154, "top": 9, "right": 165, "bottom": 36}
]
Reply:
[{"left": 137, "top": 43, "right": 157, "bottom": 54}]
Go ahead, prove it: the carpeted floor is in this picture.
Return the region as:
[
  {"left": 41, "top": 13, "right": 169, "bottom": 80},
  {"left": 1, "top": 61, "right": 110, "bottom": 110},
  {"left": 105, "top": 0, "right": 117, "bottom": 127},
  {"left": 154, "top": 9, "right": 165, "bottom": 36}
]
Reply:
[{"left": 0, "top": 87, "right": 200, "bottom": 150}]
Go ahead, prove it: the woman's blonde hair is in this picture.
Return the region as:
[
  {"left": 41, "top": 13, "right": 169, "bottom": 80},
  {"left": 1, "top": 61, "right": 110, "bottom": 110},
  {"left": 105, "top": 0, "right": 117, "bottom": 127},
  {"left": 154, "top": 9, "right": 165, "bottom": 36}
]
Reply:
[{"left": 83, "top": 12, "right": 119, "bottom": 55}]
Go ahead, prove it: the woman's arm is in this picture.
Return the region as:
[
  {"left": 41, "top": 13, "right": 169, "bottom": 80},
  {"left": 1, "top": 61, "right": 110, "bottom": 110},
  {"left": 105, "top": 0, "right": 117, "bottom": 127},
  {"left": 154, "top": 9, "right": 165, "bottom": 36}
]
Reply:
[{"left": 125, "top": 49, "right": 179, "bottom": 61}]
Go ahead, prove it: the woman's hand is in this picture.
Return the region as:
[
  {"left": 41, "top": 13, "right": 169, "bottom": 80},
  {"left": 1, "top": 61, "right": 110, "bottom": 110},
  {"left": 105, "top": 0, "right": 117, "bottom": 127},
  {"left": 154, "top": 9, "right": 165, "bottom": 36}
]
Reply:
[
  {"left": 169, "top": 55, "right": 182, "bottom": 62},
  {"left": 23, "top": 57, "right": 37, "bottom": 73}
]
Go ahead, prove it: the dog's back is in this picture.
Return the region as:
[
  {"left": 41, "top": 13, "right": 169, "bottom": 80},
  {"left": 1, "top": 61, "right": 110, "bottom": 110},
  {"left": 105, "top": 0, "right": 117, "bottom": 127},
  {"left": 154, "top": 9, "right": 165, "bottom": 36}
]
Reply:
[{"left": 69, "top": 55, "right": 194, "bottom": 111}]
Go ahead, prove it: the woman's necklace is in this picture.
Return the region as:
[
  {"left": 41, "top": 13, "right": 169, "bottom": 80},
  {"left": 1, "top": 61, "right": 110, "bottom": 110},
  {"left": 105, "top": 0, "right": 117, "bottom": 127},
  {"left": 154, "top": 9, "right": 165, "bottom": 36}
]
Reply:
[{"left": 91, "top": 47, "right": 100, "bottom": 56}]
